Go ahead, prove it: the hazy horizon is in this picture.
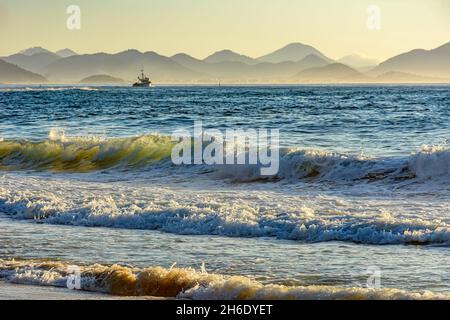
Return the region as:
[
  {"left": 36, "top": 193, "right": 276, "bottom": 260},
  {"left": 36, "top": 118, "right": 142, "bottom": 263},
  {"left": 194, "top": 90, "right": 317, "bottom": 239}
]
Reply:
[
  {"left": 1, "top": 0, "right": 450, "bottom": 61},
  {"left": 4, "top": 41, "right": 450, "bottom": 62}
]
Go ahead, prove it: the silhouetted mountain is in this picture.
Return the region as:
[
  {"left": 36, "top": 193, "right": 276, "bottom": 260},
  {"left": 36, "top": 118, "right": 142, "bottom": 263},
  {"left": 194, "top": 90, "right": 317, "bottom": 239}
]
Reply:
[
  {"left": 0, "top": 59, "right": 47, "bottom": 83},
  {"left": 242, "top": 54, "right": 331, "bottom": 81},
  {"left": 19, "top": 47, "right": 53, "bottom": 56},
  {"left": 79, "top": 74, "right": 126, "bottom": 84},
  {"left": 6, "top": 42, "right": 450, "bottom": 83},
  {"left": 171, "top": 52, "right": 330, "bottom": 81},
  {"left": 6, "top": 45, "right": 332, "bottom": 83},
  {"left": 172, "top": 54, "right": 250, "bottom": 80},
  {"left": 338, "top": 54, "right": 379, "bottom": 69},
  {"left": 296, "top": 54, "right": 330, "bottom": 69},
  {"left": 370, "top": 42, "right": 450, "bottom": 77},
  {"left": 44, "top": 49, "right": 200, "bottom": 82},
  {"left": 2, "top": 52, "right": 61, "bottom": 74},
  {"left": 375, "top": 71, "right": 447, "bottom": 83},
  {"left": 171, "top": 53, "right": 209, "bottom": 72},
  {"left": 56, "top": 48, "right": 78, "bottom": 58},
  {"left": 258, "top": 43, "right": 332, "bottom": 63},
  {"left": 293, "top": 63, "right": 368, "bottom": 83},
  {"left": 204, "top": 50, "right": 258, "bottom": 65}
]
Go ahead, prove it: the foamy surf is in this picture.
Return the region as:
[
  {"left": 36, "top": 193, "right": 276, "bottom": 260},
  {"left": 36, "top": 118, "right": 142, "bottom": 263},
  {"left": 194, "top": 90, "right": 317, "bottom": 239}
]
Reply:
[
  {"left": 0, "top": 86, "right": 100, "bottom": 92},
  {"left": 0, "top": 259, "right": 448, "bottom": 300},
  {"left": 0, "top": 132, "right": 449, "bottom": 184},
  {"left": 0, "top": 170, "right": 449, "bottom": 246},
  {"left": 1, "top": 131, "right": 449, "bottom": 246}
]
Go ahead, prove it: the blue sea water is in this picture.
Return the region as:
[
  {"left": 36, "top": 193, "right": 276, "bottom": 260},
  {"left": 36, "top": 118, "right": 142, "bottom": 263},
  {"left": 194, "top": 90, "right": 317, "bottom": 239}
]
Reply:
[
  {"left": 1, "top": 85, "right": 449, "bottom": 154},
  {"left": 0, "top": 85, "right": 449, "bottom": 299}
]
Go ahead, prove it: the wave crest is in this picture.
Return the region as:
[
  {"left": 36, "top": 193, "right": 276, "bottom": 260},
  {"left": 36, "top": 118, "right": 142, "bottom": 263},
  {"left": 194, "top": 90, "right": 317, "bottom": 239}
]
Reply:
[
  {"left": 214, "top": 145, "right": 450, "bottom": 183},
  {"left": 0, "top": 259, "right": 447, "bottom": 300},
  {"left": 409, "top": 145, "right": 450, "bottom": 179},
  {"left": 0, "top": 132, "right": 173, "bottom": 171},
  {"left": 1, "top": 133, "right": 449, "bottom": 186}
]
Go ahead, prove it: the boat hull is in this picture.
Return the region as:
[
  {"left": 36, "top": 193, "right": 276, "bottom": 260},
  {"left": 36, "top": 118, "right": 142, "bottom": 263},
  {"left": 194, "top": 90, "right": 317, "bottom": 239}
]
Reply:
[{"left": 132, "top": 83, "right": 151, "bottom": 88}]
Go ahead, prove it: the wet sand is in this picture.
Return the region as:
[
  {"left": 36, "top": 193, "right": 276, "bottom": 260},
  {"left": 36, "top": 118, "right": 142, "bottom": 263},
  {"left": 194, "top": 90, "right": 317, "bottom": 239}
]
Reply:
[{"left": 0, "top": 281, "right": 164, "bottom": 300}]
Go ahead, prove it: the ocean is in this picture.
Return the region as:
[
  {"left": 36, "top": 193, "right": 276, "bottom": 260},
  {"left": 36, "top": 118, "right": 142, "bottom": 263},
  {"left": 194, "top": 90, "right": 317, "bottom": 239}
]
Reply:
[{"left": 0, "top": 85, "right": 449, "bottom": 299}]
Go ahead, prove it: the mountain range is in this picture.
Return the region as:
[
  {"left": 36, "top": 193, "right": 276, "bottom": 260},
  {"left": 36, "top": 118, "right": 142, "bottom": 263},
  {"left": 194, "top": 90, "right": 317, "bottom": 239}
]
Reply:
[
  {"left": 0, "top": 59, "right": 47, "bottom": 83},
  {"left": 1, "top": 42, "right": 450, "bottom": 84},
  {"left": 258, "top": 43, "right": 333, "bottom": 64},
  {"left": 369, "top": 43, "right": 450, "bottom": 78}
]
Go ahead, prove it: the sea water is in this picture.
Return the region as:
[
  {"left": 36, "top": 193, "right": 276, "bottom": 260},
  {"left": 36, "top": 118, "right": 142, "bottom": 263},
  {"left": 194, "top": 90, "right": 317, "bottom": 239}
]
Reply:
[{"left": 0, "top": 85, "right": 449, "bottom": 299}]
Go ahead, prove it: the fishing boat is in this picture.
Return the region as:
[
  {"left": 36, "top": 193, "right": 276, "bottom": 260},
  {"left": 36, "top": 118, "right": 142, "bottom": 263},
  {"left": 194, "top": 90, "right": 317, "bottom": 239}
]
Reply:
[{"left": 132, "top": 69, "right": 152, "bottom": 87}]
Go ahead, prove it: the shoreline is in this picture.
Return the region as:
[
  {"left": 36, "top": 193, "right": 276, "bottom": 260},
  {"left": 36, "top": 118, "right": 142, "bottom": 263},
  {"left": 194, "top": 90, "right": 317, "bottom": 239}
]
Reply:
[{"left": 0, "top": 281, "right": 164, "bottom": 300}]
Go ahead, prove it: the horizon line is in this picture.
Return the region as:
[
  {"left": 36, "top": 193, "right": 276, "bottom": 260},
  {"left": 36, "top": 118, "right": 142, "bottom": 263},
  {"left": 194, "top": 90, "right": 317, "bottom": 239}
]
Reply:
[{"left": 4, "top": 40, "right": 450, "bottom": 62}]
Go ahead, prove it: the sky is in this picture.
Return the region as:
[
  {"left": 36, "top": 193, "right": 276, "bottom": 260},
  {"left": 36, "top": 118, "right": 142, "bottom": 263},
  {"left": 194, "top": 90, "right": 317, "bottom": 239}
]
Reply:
[{"left": 1, "top": 0, "right": 450, "bottom": 61}]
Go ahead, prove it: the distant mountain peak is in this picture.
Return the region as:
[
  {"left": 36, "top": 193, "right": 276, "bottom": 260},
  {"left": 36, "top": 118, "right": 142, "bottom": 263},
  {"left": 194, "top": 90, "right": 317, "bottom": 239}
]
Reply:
[
  {"left": 215, "top": 49, "right": 234, "bottom": 54},
  {"left": 171, "top": 53, "right": 202, "bottom": 63},
  {"left": 118, "top": 49, "right": 142, "bottom": 55},
  {"left": 282, "top": 42, "right": 315, "bottom": 49},
  {"left": 56, "top": 48, "right": 77, "bottom": 58},
  {"left": 370, "top": 41, "right": 450, "bottom": 78},
  {"left": 258, "top": 42, "right": 332, "bottom": 63},
  {"left": 144, "top": 50, "right": 161, "bottom": 55},
  {"left": 0, "top": 58, "right": 47, "bottom": 83},
  {"left": 204, "top": 50, "right": 257, "bottom": 65},
  {"left": 171, "top": 53, "right": 192, "bottom": 58},
  {"left": 434, "top": 42, "right": 450, "bottom": 52},
  {"left": 3, "top": 50, "right": 61, "bottom": 75},
  {"left": 293, "top": 63, "right": 366, "bottom": 83},
  {"left": 114, "top": 49, "right": 144, "bottom": 60},
  {"left": 19, "top": 47, "right": 53, "bottom": 56},
  {"left": 300, "top": 54, "right": 328, "bottom": 63}
]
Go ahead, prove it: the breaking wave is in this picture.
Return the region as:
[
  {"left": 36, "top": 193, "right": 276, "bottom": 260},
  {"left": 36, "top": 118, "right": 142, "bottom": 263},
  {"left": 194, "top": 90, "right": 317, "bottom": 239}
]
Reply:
[
  {"left": 0, "top": 131, "right": 173, "bottom": 171},
  {"left": 0, "top": 86, "right": 100, "bottom": 92},
  {"left": 0, "top": 259, "right": 447, "bottom": 300},
  {"left": 1, "top": 132, "right": 449, "bottom": 245},
  {"left": 1, "top": 187, "right": 449, "bottom": 245},
  {"left": 0, "top": 131, "right": 449, "bottom": 184}
]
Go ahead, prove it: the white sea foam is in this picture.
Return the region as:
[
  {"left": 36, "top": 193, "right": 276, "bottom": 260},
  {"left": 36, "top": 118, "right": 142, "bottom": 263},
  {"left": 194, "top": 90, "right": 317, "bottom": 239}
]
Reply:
[
  {"left": 0, "top": 167, "right": 449, "bottom": 245},
  {"left": 0, "top": 86, "right": 99, "bottom": 92},
  {"left": 409, "top": 145, "right": 450, "bottom": 180},
  {"left": 212, "top": 148, "right": 408, "bottom": 182},
  {"left": 214, "top": 145, "right": 450, "bottom": 184},
  {"left": 0, "top": 259, "right": 448, "bottom": 300},
  {"left": 1, "top": 132, "right": 449, "bottom": 245}
]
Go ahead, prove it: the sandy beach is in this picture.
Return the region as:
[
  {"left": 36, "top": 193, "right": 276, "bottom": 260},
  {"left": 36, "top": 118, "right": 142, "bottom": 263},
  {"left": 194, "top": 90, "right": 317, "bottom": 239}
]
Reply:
[{"left": 0, "top": 281, "right": 164, "bottom": 300}]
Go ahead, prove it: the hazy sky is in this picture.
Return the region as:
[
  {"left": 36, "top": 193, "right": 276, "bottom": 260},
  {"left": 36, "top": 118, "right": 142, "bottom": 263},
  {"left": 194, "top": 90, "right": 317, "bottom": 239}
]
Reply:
[{"left": 1, "top": 0, "right": 450, "bottom": 60}]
